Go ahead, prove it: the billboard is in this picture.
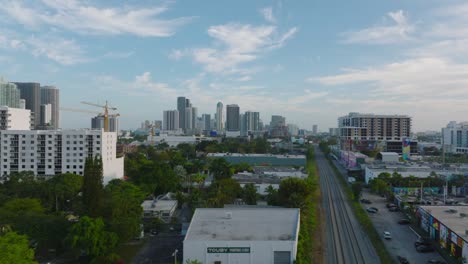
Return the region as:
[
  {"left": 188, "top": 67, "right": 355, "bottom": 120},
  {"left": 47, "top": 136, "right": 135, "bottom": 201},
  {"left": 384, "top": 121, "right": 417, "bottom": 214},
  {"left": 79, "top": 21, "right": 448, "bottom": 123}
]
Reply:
[{"left": 402, "top": 138, "right": 411, "bottom": 160}]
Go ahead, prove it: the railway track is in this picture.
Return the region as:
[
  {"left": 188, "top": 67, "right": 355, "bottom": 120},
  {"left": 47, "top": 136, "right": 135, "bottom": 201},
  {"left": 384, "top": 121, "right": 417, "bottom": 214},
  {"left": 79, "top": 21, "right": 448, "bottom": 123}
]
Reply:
[{"left": 316, "top": 146, "right": 380, "bottom": 264}]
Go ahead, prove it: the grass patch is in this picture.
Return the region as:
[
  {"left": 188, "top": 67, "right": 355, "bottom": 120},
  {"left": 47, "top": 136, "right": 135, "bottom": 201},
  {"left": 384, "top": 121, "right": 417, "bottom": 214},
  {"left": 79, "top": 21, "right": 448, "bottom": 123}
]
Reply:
[
  {"left": 326, "top": 158, "right": 394, "bottom": 264},
  {"left": 296, "top": 147, "right": 320, "bottom": 264}
]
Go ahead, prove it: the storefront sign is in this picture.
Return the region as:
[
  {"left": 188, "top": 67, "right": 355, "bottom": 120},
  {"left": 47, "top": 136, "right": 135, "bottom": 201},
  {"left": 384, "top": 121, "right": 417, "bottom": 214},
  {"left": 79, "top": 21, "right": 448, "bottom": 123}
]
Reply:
[{"left": 207, "top": 247, "right": 250, "bottom": 254}]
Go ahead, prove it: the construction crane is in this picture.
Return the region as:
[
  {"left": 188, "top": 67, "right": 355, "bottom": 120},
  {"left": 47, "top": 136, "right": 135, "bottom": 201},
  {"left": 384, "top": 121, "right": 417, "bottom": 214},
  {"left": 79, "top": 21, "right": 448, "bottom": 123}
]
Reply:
[{"left": 80, "top": 101, "right": 118, "bottom": 132}]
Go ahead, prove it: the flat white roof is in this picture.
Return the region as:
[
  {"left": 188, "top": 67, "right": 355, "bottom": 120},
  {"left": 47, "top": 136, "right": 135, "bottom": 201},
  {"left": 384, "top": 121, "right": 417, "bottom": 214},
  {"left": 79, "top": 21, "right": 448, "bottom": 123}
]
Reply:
[
  {"left": 380, "top": 152, "right": 399, "bottom": 156},
  {"left": 185, "top": 208, "right": 299, "bottom": 241},
  {"left": 142, "top": 200, "right": 177, "bottom": 211},
  {"left": 207, "top": 153, "right": 306, "bottom": 159},
  {"left": 420, "top": 206, "right": 468, "bottom": 240}
]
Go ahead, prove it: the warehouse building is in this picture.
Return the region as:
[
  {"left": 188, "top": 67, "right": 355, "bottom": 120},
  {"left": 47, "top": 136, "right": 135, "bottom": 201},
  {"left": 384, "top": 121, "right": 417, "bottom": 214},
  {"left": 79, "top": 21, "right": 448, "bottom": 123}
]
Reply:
[
  {"left": 416, "top": 206, "right": 468, "bottom": 261},
  {"left": 207, "top": 153, "right": 306, "bottom": 167},
  {"left": 183, "top": 208, "right": 300, "bottom": 264}
]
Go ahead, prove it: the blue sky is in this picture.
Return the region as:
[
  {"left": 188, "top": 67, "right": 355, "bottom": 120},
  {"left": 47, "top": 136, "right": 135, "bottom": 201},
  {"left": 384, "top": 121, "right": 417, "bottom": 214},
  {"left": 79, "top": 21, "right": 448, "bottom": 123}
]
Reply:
[{"left": 1, "top": 0, "right": 467, "bottom": 131}]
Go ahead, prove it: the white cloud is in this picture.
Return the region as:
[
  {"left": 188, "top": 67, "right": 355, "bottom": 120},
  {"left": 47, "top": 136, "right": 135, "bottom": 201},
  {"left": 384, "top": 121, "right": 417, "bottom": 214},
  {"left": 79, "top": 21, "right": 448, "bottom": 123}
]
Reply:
[
  {"left": 169, "top": 49, "right": 187, "bottom": 60},
  {"left": 103, "top": 51, "right": 134, "bottom": 59},
  {"left": 260, "top": 7, "right": 275, "bottom": 23},
  {"left": 310, "top": 57, "right": 468, "bottom": 96},
  {"left": 0, "top": 0, "right": 193, "bottom": 37},
  {"left": 341, "top": 10, "right": 415, "bottom": 44},
  {"left": 0, "top": 30, "right": 87, "bottom": 65},
  {"left": 191, "top": 23, "right": 297, "bottom": 73}
]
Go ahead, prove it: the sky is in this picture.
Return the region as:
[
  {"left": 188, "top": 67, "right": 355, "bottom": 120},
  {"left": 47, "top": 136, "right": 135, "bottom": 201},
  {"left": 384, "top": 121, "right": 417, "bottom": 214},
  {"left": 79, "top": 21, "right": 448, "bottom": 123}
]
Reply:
[{"left": 0, "top": 0, "right": 467, "bottom": 132}]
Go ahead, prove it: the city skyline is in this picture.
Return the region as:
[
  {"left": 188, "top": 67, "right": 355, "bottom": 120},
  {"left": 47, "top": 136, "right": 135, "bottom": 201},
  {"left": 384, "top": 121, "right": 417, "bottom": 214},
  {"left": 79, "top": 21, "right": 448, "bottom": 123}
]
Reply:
[{"left": 0, "top": 1, "right": 467, "bottom": 131}]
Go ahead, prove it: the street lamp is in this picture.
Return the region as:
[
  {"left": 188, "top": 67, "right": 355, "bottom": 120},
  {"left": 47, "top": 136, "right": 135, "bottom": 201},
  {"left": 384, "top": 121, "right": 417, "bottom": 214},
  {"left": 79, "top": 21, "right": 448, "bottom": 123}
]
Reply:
[{"left": 172, "top": 249, "right": 179, "bottom": 264}]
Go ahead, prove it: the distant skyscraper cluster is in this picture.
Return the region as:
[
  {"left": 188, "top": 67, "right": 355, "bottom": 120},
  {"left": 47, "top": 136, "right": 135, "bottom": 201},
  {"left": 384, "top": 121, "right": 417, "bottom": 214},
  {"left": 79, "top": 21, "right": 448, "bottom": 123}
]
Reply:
[
  {"left": 157, "top": 95, "right": 315, "bottom": 138},
  {"left": 0, "top": 78, "right": 60, "bottom": 130}
]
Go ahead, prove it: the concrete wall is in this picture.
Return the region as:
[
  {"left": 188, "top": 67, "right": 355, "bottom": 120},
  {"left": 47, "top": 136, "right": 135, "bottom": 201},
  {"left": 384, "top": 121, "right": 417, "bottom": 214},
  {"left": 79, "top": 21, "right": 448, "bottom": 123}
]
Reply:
[{"left": 183, "top": 240, "right": 297, "bottom": 264}]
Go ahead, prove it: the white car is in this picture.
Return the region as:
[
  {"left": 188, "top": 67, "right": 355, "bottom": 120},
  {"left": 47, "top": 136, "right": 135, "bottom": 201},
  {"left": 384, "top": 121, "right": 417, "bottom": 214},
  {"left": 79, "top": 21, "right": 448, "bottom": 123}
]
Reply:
[{"left": 383, "top": 231, "right": 391, "bottom": 240}]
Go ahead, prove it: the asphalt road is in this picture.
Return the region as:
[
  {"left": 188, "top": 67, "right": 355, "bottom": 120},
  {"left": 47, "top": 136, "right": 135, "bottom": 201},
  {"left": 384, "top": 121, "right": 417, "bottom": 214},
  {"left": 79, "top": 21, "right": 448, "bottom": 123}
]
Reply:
[
  {"left": 316, "top": 147, "right": 380, "bottom": 264},
  {"left": 362, "top": 189, "right": 445, "bottom": 264},
  {"left": 132, "top": 234, "right": 184, "bottom": 264}
]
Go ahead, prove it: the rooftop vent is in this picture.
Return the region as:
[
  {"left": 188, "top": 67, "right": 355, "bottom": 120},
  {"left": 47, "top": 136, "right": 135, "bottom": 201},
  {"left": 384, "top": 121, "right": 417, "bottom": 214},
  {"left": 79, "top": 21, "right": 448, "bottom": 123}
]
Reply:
[{"left": 225, "top": 212, "right": 232, "bottom": 219}]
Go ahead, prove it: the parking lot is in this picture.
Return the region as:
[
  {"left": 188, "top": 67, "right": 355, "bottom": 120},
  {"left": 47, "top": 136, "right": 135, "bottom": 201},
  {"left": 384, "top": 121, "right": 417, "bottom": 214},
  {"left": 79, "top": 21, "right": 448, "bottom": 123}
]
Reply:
[
  {"left": 132, "top": 234, "right": 184, "bottom": 264},
  {"left": 361, "top": 189, "right": 445, "bottom": 264}
]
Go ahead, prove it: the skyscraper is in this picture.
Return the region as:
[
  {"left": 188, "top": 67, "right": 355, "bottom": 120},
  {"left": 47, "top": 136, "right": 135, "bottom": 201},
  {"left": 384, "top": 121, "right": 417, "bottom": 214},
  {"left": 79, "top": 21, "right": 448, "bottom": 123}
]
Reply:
[
  {"left": 13, "top": 82, "right": 41, "bottom": 129},
  {"left": 226, "top": 104, "right": 240, "bottom": 131},
  {"left": 92, "top": 114, "right": 120, "bottom": 132},
  {"left": 41, "top": 86, "right": 60, "bottom": 129},
  {"left": 215, "top": 102, "right": 223, "bottom": 132},
  {"left": 177, "top": 97, "right": 187, "bottom": 130},
  {"left": 245, "top": 111, "right": 260, "bottom": 132},
  {"left": 0, "top": 78, "right": 21, "bottom": 108},
  {"left": 202, "top": 114, "right": 211, "bottom": 131},
  {"left": 163, "top": 110, "right": 179, "bottom": 131},
  {"left": 185, "top": 107, "right": 193, "bottom": 130},
  {"left": 312, "top": 124, "right": 318, "bottom": 135},
  {"left": 40, "top": 103, "right": 52, "bottom": 126}
]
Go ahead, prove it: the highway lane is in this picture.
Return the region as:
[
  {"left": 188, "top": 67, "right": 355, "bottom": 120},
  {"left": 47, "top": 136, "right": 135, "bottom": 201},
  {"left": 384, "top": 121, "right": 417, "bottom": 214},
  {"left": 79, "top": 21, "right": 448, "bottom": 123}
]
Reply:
[{"left": 316, "top": 146, "right": 380, "bottom": 264}]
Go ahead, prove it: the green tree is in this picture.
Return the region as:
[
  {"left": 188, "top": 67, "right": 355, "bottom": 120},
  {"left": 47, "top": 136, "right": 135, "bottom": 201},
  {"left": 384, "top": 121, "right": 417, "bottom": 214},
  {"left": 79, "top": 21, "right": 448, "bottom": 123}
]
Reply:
[
  {"left": 207, "top": 178, "right": 242, "bottom": 207},
  {"left": 67, "top": 216, "right": 118, "bottom": 258},
  {"left": 0, "top": 198, "right": 44, "bottom": 214},
  {"left": 82, "top": 156, "right": 104, "bottom": 217},
  {"left": 351, "top": 182, "right": 363, "bottom": 201},
  {"left": 186, "top": 260, "right": 202, "bottom": 264},
  {"left": 265, "top": 185, "right": 279, "bottom": 205},
  {"left": 277, "top": 178, "right": 313, "bottom": 210},
  {"left": 0, "top": 231, "right": 36, "bottom": 264},
  {"left": 242, "top": 183, "right": 258, "bottom": 205},
  {"left": 209, "top": 158, "right": 232, "bottom": 180},
  {"left": 46, "top": 173, "right": 83, "bottom": 212},
  {"left": 103, "top": 180, "right": 145, "bottom": 242}
]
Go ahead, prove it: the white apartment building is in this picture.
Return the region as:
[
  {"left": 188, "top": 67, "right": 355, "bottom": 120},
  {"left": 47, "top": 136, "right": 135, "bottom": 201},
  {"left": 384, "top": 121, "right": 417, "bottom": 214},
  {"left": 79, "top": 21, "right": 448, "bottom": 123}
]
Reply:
[
  {"left": 0, "top": 106, "right": 32, "bottom": 130},
  {"left": 0, "top": 129, "right": 124, "bottom": 183},
  {"left": 338, "top": 112, "right": 411, "bottom": 141},
  {"left": 442, "top": 121, "right": 468, "bottom": 154}
]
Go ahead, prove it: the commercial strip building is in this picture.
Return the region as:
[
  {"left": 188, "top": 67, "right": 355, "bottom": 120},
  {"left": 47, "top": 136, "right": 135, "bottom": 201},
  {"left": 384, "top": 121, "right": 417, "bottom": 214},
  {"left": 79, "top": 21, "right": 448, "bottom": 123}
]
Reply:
[
  {"left": 146, "top": 133, "right": 217, "bottom": 147},
  {"left": 183, "top": 208, "right": 300, "bottom": 264},
  {"left": 364, "top": 163, "right": 468, "bottom": 185},
  {"left": 416, "top": 206, "right": 468, "bottom": 261},
  {"left": 207, "top": 153, "right": 307, "bottom": 167}
]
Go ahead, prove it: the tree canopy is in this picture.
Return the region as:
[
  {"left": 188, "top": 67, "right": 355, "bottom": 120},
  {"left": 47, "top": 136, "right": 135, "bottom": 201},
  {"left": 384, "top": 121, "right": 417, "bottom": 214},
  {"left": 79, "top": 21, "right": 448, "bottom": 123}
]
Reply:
[{"left": 0, "top": 231, "right": 36, "bottom": 264}]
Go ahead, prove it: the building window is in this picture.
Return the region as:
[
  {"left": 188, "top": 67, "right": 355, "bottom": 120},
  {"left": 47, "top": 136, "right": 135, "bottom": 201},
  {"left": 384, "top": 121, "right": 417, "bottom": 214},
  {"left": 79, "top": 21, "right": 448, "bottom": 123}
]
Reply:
[
  {"left": 30, "top": 159, "right": 34, "bottom": 162},
  {"left": 30, "top": 165, "right": 34, "bottom": 168}
]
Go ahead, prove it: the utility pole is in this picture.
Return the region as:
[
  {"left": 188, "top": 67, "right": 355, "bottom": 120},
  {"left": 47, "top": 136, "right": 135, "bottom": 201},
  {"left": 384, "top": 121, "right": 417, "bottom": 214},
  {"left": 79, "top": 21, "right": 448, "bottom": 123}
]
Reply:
[{"left": 172, "top": 249, "right": 178, "bottom": 264}]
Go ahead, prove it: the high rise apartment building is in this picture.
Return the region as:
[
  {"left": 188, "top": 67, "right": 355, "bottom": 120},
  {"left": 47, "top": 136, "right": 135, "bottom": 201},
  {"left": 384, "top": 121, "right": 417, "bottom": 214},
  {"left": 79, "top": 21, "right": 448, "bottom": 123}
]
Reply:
[
  {"left": 163, "top": 110, "right": 180, "bottom": 131},
  {"left": 40, "top": 86, "right": 60, "bottom": 129},
  {"left": 0, "top": 79, "right": 21, "bottom": 108},
  {"left": 442, "top": 121, "right": 468, "bottom": 154},
  {"left": 338, "top": 112, "right": 414, "bottom": 153},
  {"left": 13, "top": 82, "right": 41, "bottom": 129},
  {"left": 0, "top": 106, "right": 32, "bottom": 130},
  {"left": 202, "top": 114, "right": 211, "bottom": 131},
  {"left": 338, "top": 112, "right": 411, "bottom": 141},
  {"left": 40, "top": 104, "right": 52, "bottom": 126},
  {"left": 226, "top": 104, "right": 240, "bottom": 137},
  {"left": 0, "top": 129, "right": 123, "bottom": 183}
]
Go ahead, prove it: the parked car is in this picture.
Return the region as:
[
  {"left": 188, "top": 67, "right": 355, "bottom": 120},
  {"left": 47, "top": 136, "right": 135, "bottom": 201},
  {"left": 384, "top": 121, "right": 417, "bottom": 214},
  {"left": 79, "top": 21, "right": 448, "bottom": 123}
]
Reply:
[
  {"left": 416, "top": 245, "right": 435, "bottom": 252},
  {"left": 389, "top": 207, "right": 400, "bottom": 212},
  {"left": 427, "top": 260, "right": 446, "bottom": 264},
  {"left": 360, "top": 199, "right": 372, "bottom": 204},
  {"left": 383, "top": 231, "right": 392, "bottom": 240},
  {"left": 386, "top": 203, "right": 396, "bottom": 208},
  {"left": 367, "top": 208, "right": 378, "bottom": 213},
  {"left": 398, "top": 256, "right": 410, "bottom": 264},
  {"left": 415, "top": 237, "right": 431, "bottom": 247},
  {"left": 398, "top": 219, "right": 410, "bottom": 225},
  {"left": 369, "top": 207, "right": 379, "bottom": 212}
]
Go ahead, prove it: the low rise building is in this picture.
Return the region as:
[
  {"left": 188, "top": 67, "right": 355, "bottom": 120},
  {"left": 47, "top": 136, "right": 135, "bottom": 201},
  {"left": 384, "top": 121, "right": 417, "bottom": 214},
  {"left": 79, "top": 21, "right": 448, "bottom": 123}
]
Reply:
[
  {"left": 416, "top": 206, "right": 468, "bottom": 261},
  {"left": 364, "top": 163, "right": 468, "bottom": 184},
  {"left": 207, "top": 153, "right": 306, "bottom": 167},
  {"left": 377, "top": 152, "right": 399, "bottom": 163},
  {"left": 142, "top": 198, "right": 178, "bottom": 222},
  {"left": 183, "top": 208, "right": 300, "bottom": 264}
]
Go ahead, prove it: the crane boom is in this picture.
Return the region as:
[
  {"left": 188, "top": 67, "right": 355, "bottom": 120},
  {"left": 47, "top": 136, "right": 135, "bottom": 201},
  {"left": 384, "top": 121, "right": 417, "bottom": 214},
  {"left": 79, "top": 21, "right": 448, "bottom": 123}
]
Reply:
[{"left": 60, "top": 107, "right": 101, "bottom": 114}]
